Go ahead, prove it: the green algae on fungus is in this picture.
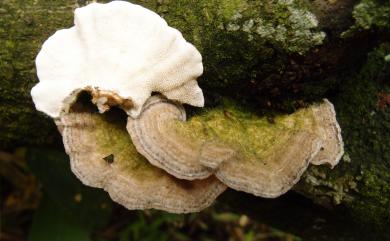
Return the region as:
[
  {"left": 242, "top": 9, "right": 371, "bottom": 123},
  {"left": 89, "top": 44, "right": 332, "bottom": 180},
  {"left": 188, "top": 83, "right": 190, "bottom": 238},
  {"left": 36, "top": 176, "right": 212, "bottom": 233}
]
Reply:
[
  {"left": 171, "top": 100, "right": 316, "bottom": 160},
  {"left": 127, "top": 95, "right": 343, "bottom": 198},
  {"left": 92, "top": 112, "right": 155, "bottom": 181},
  {"left": 173, "top": 99, "right": 341, "bottom": 162},
  {"left": 58, "top": 108, "right": 226, "bottom": 213}
]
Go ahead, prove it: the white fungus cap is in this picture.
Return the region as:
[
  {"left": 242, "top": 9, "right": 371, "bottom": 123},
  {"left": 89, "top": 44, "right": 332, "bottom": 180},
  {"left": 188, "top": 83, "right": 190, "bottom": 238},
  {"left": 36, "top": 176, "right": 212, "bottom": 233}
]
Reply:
[{"left": 31, "top": 1, "right": 204, "bottom": 118}]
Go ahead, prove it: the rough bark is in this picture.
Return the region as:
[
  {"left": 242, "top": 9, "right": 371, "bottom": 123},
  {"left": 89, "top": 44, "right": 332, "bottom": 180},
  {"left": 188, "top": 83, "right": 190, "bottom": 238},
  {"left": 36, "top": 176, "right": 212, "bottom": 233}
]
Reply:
[{"left": 1, "top": 0, "right": 390, "bottom": 240}]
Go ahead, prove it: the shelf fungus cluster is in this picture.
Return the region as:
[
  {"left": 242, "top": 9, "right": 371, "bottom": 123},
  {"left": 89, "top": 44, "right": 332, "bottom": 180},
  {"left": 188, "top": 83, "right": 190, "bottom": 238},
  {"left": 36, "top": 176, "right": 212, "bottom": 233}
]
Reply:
[
  {"left": 31, "top": 1, "right": 344, "bottom": 213},
  {"left": 127, "top": 96, "right": 344, "bottom": 198}
]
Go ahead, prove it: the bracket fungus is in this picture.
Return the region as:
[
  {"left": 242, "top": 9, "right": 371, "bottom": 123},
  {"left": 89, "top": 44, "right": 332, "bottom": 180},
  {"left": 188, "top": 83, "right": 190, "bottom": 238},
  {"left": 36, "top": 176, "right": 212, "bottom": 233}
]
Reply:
[
  {"left": 31, "top": 1, "right": 204, "bottom": 119},
  {"left": 127, "top": 95, "right": 344, "bottom": 198},
  {"left": 56, "top": 96, "right": 226, "bottom": 213},
  {"left": 31, "top": 1, "right": 345, "bottom": 212},
  {"left": 31, "top": 1, "right": 225, "bottom": 213}
]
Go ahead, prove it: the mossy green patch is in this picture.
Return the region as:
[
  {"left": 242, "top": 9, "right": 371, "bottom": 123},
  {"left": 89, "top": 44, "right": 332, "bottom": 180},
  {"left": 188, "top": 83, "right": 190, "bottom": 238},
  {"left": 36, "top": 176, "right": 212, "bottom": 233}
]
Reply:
[
  {"left": 355, "top": 168, "right": 390, "bottom": 224},
  {"left": 171, "top": 99, "right": 320, "bottom": 161},
  {"left": 335, "top": 42, "right": 390, "bottom": 230},
  {"left": 132, "top": 0, "right": 325, "bottom": 94},
  {"left": 218, "top": 0, "right": 248, "bottom": 20},
  {"left": 91, "top": 112, "right": 163, "bottom": 181},
  {"left": 342, "top": 0, "right": 390, "bottom": 36},
  {"left": 0, "top": 0, "right": 75, "bottom": 148}
]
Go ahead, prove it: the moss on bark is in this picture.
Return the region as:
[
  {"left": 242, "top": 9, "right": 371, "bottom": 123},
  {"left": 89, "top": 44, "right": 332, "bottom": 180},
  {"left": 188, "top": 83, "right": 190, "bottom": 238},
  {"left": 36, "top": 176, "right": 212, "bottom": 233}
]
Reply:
[
  {"left": 133, "top": 0, "right": 329, "bottom": 104},
  {"left": 297, "top": 42, "right": 390, "bottom": 235},
  {"left": 1, "top": 0, "right": 332, "bottom": 148},
  {"left": 334, "top": 42, "right": 390, "bottom": 231},
  {"left": 0, "top": 0, "right": 76, "bottom": 148},
  {"left": 342, "top": 0, "right": 390, "bottom": 36}
]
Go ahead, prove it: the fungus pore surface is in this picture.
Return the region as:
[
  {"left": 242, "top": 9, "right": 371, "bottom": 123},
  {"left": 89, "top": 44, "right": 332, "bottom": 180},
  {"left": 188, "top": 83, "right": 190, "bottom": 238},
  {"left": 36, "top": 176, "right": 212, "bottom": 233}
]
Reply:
[{"left": 31, "top": 1, "right": 204, "bottom": 119}]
